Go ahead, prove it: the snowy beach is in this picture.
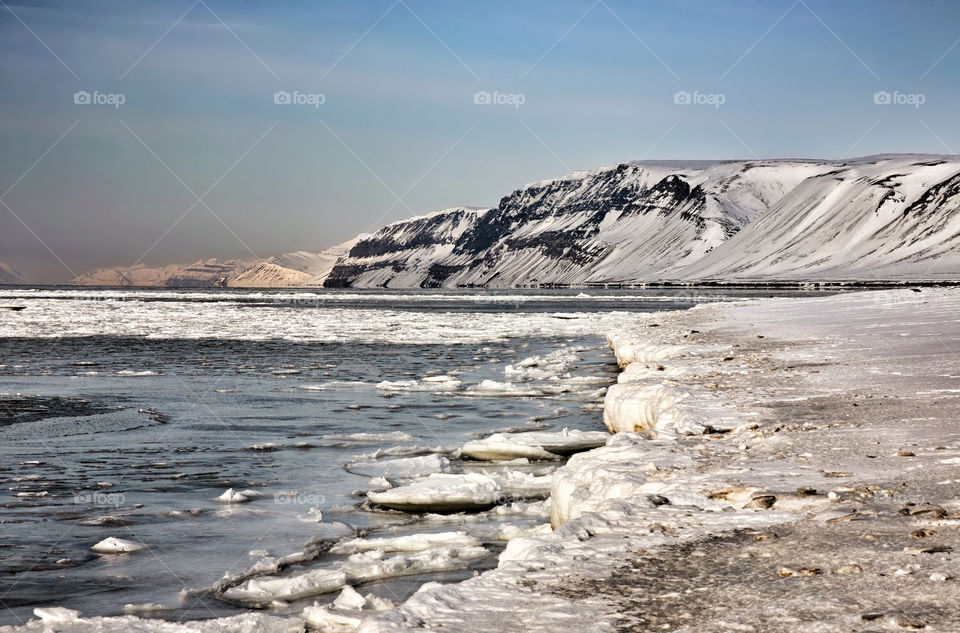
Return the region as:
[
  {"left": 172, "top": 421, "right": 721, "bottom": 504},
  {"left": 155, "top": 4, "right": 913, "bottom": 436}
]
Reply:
[
  {"left": 4, "top": 287, "right": 960, "bottom": 631},
  {"left": 362, "top": 288, "right": 960, "bottom": 632}
]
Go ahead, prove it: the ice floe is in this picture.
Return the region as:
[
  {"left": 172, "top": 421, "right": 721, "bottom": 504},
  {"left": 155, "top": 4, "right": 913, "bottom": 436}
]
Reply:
[
  {"left": 329, "top": 531, "right": 480, "bottom": 555},
  {"left": 7, "top": 612, "right": 300, "bottom": 632},
  {"left": 90, "top": 537, "right": 145, "bottom": 554},
  {"left": 462, "top": 428, "right": 610, "bottom": 462},
  {"left": 33, "top": 607, "right": 79, "bottom": 623},
  {"left": 376, "top": 376, "right": 463, "bottom": 392},
  {"left": 463, "top": 380, "right": 564, "bottom": 398},
  {"left": 302, "top": 604, "right": 362, "bottom": 630},
  {"left": 503, "top": 348, "right": 580, "bottom": 381},
  {"left": 215, "top": 488, "right": 261, "bottom": 504},
  {"left": 345, "top": 454, "right": 450, "bottom": 479},
  {"left": 367, "top": 472, "right": 552, "bottom": 513},
  {"left": 223, "top": 546, "right": 488, "bottom": 603}
]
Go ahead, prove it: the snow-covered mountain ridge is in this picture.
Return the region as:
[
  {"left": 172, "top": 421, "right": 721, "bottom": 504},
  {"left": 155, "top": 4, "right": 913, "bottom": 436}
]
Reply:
[
  {"left": 325, "top": 155, "right": 960, "bottom": 287},
  {"left": 71, "top": 239, "right": 358, "bottom": 288}
]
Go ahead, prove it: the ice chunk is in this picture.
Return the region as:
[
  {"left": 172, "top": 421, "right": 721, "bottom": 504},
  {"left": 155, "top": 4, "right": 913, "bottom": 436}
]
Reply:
[
  {"left": 463, "top": 380, "right": 548, "bottom": 397},
  {"left": 376, "top": 377, "right": 462, "bottom": 392},
  {"left": 605, "top": 334, "right": 684, "bottom": 368},
  {"left": 346, "top": 454, "right": 449, "bottom": 479},
  {"left": 603, "top": 379, "right": 741, "bottom": 436},
  {"left": 224, "top": 568, "right": 349, "bottom": 602},
  {"left": 225, "top": 547, "right": 487, "bottom": 603},
  {"left": 244, "top": 443, "right": 280, "bottom": 451},
  {"left": 367, "top": 474, "right": 499, "bottom": 513},
  {"left": 362, "top": 593, "right": 395, "bottom": 611},
  {"left": 295, "top": 507, "right": 324, "bottom": 523},
  {"left": 216, "top": 488, "right": 259, "bottom": 504},
  {"left": 302, "top": 604, "right": 362, "bottom": 630},
  {"left": 342, "top": 547, "right": 488, "bottom": 586},
  {"left": 91, "top": 537, "right": 145, "bottom": 554},
  {"left": 603, "top": 382, "right": 695, "bottom": 435},
  {"left": 121, "top": 603, "right": 169, "bottom": 614},
  {"left": 333, "top": 586, "right": 367, "bottom": 610},
  {"left": 462, "top": 428, "right": 609, "bottom": 462},
  {"left": 367, "top": 472, "right": 552, "bottom": 513},
  {"left": 496, "top": 523, "right": 553, "bottom": 541},
  {"left": 330, "top": 531, "right": 479, "bottom": 555},
  {"left": 323, "top": 432, "right": 416, "bottom": 443},
  {"left": 18, "top": 612, "right": 301, "bottom": 631},
  {"left": 420, "top": 374, "right": 459, "bottom": 383},
  {"left": 33, "top": 607, "right": 80, "bottom": 623},
  {"left": 461, "top": 438, "right": 559, "bottom": 462},
  {"left": 504, "top": 348, "right": 580, "bottom": 381}
]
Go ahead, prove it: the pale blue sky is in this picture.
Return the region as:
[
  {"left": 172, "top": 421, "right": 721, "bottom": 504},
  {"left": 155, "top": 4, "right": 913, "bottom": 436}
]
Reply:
[{"left": 1, "top": 0, "right": 958, "bottom": 282}]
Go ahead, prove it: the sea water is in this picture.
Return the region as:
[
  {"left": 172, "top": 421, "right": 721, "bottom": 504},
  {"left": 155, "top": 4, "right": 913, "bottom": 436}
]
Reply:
[{"left": 0, "top": 287, "right": 832, "bottom": 624}]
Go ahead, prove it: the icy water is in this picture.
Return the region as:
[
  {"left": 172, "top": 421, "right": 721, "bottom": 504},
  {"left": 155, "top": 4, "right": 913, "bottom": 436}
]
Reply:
[{"left": 0, "top": 287, "right": 836, "bottom": 625}]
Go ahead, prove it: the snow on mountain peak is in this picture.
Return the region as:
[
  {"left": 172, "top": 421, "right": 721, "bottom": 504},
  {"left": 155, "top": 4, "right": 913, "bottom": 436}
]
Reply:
[{"left": 326, "top": 155, "right": 960, "bottom": 287}]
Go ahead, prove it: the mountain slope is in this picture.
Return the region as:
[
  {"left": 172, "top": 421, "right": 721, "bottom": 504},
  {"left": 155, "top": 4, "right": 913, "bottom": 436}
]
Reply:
[
  {"left": 73, "top": 259, "right": 253, "bottom": 287},
  {"left": 674, "top": 156, "right": 960, "bottom": 280},
  {"left": 72, "top": 238, "right": 359, "bottom": 288},
  {"left": 67, "top": 155, "right": 960, "bottom": 288},
  {"left": 225, "top": 239, "right": 359, "bottom": 287},
  {"left": 324, "top": 160, "right": 836, "bottom": 287},
  {"left": 325, "top": 155, "right": 960, "bottom": 286}
]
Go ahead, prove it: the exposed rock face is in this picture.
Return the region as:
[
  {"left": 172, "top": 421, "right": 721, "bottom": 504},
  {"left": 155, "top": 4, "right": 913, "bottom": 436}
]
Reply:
[
  {"left": 68, "top": 155, "right": 960, "bottom": 289},
  {"left": 325, "top": 156, "right": 960, "bottom": 287}
]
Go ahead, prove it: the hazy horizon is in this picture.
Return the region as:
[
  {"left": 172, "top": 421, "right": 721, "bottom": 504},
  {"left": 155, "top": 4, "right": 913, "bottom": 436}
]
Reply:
[{"left": 2, "top": 0, "right": 959, "bottom": 282}]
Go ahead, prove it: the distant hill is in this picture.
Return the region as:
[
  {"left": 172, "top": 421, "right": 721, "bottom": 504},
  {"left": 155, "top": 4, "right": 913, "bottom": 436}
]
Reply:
[{"left": 71, "top": 238, "right": 358, "bottom": 288}]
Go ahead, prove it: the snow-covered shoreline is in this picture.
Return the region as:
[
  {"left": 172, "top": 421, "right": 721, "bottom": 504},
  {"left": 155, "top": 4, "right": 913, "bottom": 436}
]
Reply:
[
  {"left": 6, "top": 288, "right": 960, "bottom": 631},
  {"left": 360, "top": 288, "right": 960, "bottom": 631}
]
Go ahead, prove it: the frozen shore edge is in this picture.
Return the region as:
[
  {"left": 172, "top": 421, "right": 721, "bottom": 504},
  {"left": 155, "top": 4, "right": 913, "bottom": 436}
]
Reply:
[
  {"left": 360, "top": 287, "right": 960, "bottom": 632},
  {"left": 5, "top": 288, "right": 960, "bottom": 632}
]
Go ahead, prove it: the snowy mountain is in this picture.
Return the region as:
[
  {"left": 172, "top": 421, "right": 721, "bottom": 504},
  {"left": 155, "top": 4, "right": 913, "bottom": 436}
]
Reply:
[
  {"left": 0, "top": 262, "right": 23, "bottom": 285},
  {"left": 68, "top": 155, "right": 960, "bottom": 288},
  {"left": 225, "top": 239, "right": 359, "bottom": 287},
  {"left": 325, "top": 155, "right": 960, "bottom": 287},
  {"left": 72, "top": 259, "right": 255, "bottom": 287},
  {"left": 672, "top": 155, "right": 960, "bottom": 280},
  {"left": 72, "top": 238, "right": 359, "bottom": 288}
]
